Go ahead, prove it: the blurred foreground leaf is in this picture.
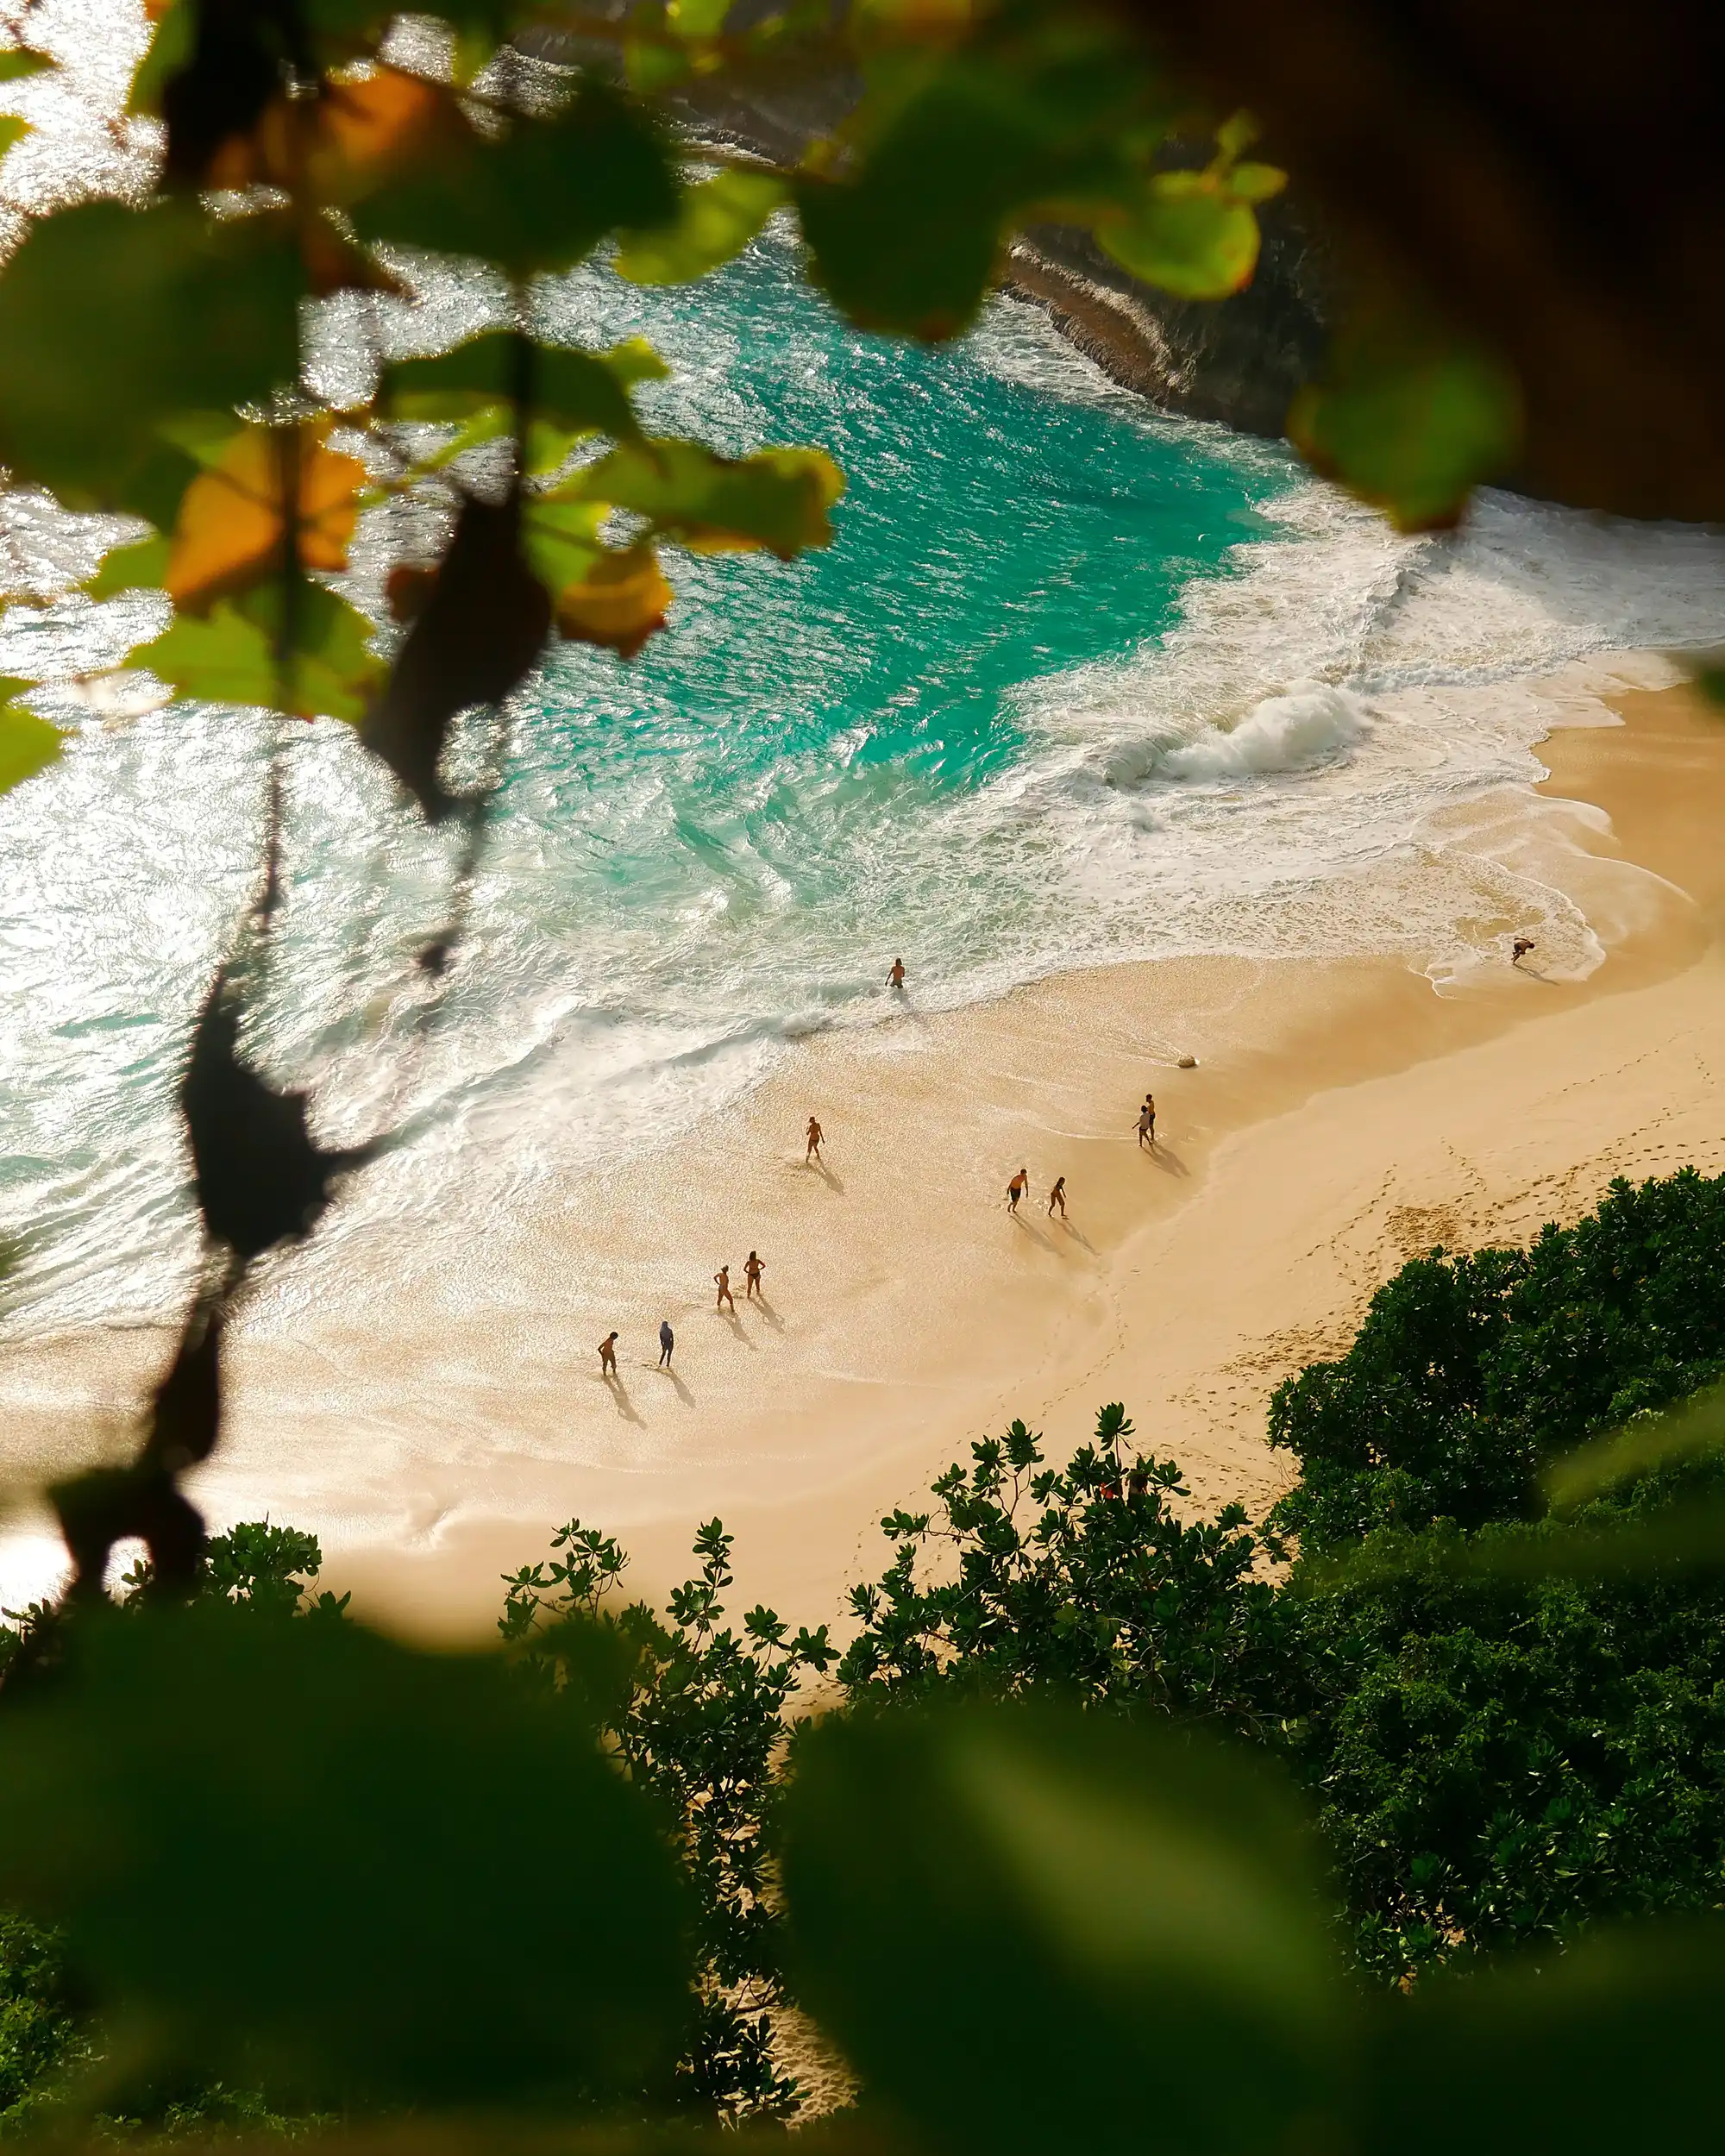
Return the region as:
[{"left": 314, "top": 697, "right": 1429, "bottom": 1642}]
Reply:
[
  {"left": 1289, "top": 309, "right": 1521, "bottom": 532},
  {"left": 1370, "top": 1920, "right": 1725, "bottom": 2156},
  {"left": 138, "top": 580, "right": 382, "bottom": 722},
  {"left": 554, "top": 543, "right": 674, "bottom": 658},
  {"left": 1097, "top": 172, "right": 1263, "bottom": 299},
  {"left": 0, "top": 682, "right": 65, "bottom": 796},
  {"left": 356, "top": 85, "right": 676, "bottom": 274},
  {"left": 166, "top": 423, "right": 366, "bottom": 611},
  {"left": 360, "top": 488, "right": 550, "bottom": 818},
  {"left": 563, "top": 439, "right": 844, "bottom": 558},
  {"left": 0, "top": 203, "right": 302, "bottom": 505},
  {"left": 781, "top": 1701, "right": 1352, "bottom": 2154},
  {"left": 0, "top": 1604, "right": 694, "bottom": 2105},
  {"left": 614, "top": 171, "right": 787, "bottom": 286}
]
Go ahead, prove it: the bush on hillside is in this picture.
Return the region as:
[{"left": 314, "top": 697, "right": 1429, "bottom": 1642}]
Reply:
[{"left": 1269, "top": 1170, "right": 1725, "bottom": 1550}]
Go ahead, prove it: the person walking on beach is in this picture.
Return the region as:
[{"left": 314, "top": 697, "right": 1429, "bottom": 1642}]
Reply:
[
  {"left": 1138, "top": 1095, "right": 1156, "bottom": 1148},
  {"left": 599, "top": 1331, "right": 619, "bottom": 1378},
  {"left": 806, "top": 1115, "right": 824, "bottom": 1163},
  {"left": 1047, "top": 1175, "right": 1067, "bottom": 1219},
  {"left": 744, "top": 1250, "right": 765, "bottom": 1300},
  {"left": 1512, "top": 936, "right": 1536, "bottom": 966},
  {"left": 715, "top": 1263, "right": 736, "bottom": 1313},
  {"left": 888, "top": 957, "right": 906, "bottom": 990},
  {"left": 1007, "top": 1167, "right": 1029, "bottom": 1213},
  {"left": 658, "top": 1319, "right": 674, "bottom": 1368}
]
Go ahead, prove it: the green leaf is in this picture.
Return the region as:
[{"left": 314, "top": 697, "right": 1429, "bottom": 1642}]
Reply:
[
  {"left": 794, "top": 30, "right": 1153, "bottom": 338},
  {"left": 127, "top": 0, "right": 193, "bottom": 116},
  {"left": 1097, "top": 175, "right": 1262, "bottom": 299},
  {"left": 386, "top": 331, "right": 660, "bottom": 441},
  {"left": 0, "top": 115, "right": 27, "bottom": 156},
  {"left": 523, "top": 497, "right": 607, "bottom": 592},
  {"left": 0, "top": 1603, "right": 694, "bottom": 2104},
  {"left": 781, "top": 1702, "right": 1352, "bottom": 2156},
  {"left": 614, "top": 169, "right": 787, "bottom": 285},
  {"left": 668, "top": 0, "right": 731, "bottom": 33},
  {"left": 0, "top": 50, "right": 51, "bottom": 83},
  {"left": 86, "top": 534, "right": 172, "bottom": 599},
  {"left": 1370, "top": 1920, "right": 1725, "bottom": 2156},
  {"left": 0, "top": 686, "right": 63, "bottom": 796},
  {"left": 1289, "top": 312, "right": 1522, "bottom": 532},
  {"left": 0, "top": 201, "right": 302, "bottom": 505},
  {"left": 355, "top": 84, "right": 677, "bottom": 275},
  {"left": 135, "top": 581, "right": 383, "bottom": 722},
  {"left": 561, "top": 437, "right": 843, "bottom": 558}
]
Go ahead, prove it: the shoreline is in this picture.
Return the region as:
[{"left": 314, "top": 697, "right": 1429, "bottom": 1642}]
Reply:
[{"left": 4, "top": 677, "right": 1725, "bottom": 1635}]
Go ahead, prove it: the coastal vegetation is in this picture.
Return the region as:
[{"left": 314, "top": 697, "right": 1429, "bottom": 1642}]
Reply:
[
  {"left": 1, "top": 0, "right": 1722, "bottom": 2149},
  {"left": 7, "top": 1169, "right": 1725, "bottom": 2140}
]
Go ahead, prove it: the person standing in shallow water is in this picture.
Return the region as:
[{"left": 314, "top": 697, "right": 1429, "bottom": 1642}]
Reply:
[
  {"left": 658, "top": 1319, "right": 674, "bottom": 1368},
  {"left": 599, "top": 1331, "right": 618, "bottom": 1378},
  {"left": 888, "top": 957, "right": 906, "bottom": 991},
  {"left": 715, "top": 1264, "right": 736, "bottom": 1313},
  {"left": 744, "top": 1250, "right": 765, "bottom": 1300},
  {"left": 806, "top": 1115, "right": 824, "bottom": 1163},
  {"left": 1138, "top": 1096, "right": 1156, "bottom": 1148},
  {"left": 1047, "top": 1175, "right": 1067, "bottom": 1219},
  {"left": 1007, "top": 1167, "right": 1028, "bottom": 1213}
]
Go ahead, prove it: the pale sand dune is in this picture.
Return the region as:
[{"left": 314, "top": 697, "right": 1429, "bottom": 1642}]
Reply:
[{"left": 4, "top": 681, "right": 1725, "bottom": 1637}]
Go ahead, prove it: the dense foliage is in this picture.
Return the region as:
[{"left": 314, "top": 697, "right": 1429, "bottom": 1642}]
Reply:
[
  {"left": 838, "top": 1169, "right": 1725, "bottom": 1987},
  {"left": 500, "top": 1518, "right": 834, "bottom": 2119},
  {"left": 839, "top": 1404, "right": 1288, "bottom": 1725},
  {"left": 1268, "top": 1169, "right": 1725, "bottom": 1549}
]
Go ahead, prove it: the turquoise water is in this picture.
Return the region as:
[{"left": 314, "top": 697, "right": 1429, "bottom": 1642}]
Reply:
[{"left": 4, "top": 226, "right": 1724, "bottom": 1332}]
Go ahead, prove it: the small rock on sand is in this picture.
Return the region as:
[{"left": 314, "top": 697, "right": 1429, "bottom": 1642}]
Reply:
[{"left": 1176, "top": 1055, "right": 1198, "bottom": 1069}]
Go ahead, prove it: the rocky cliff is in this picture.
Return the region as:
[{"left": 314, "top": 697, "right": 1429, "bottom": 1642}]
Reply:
[{"left": 1004, "top": 210, "right": 1332, "bottom": 440}]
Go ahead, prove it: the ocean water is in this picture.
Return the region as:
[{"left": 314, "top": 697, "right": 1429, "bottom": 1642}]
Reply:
[{"left": 1, "top": 216, "right": 1724, "bottom": 1338}]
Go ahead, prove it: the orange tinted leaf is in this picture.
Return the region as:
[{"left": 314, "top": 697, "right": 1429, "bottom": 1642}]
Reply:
[
  {"left": 207, "top": 72, "right": 450, "bottom": 199},
  {"left": 555, "top": 544, "right": 673, "bottom": 659},
  {"left": 310, "top": 68, "right": 449, "bottom": 198},
  {"left": 166, "top": 423, "right": 365, "bottom": 612}
]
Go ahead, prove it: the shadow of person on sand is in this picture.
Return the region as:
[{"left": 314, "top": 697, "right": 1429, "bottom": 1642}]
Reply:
[
  {"left": 1147, "top": 1143, "right": 1190, "bottom": 1180},
  {"left": 643, "top": 1360, "right": 695, "bottom": 1406},
  {"left": 801, "top": 1156, "right": 845, "bottom": 1194},
  {"left": 1058, "top": 1219, "right": 1098, "bottom": 1253},
  {"left": 712, "top": 1306, "right": 757, "bottom": 1350},
  {"left": 1010, "top": 1209, "right": 1054, "bottom": 1250},
  {"left": 600, "top": 1372, "right": 643, "bottom": 1426},
  {"left": 747, "top": 1294, "right": 784, "bottom": 1332}
]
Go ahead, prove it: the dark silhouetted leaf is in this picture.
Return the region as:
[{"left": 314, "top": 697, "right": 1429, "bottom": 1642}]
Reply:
[
  {"left": 50, "top": 1465, "right": 204, "bottom": 1602},
  {"left": 614, "top": 169, "right": 787, "bottom": 285},
  {"left": 355, "top": 82, "right": 677, "bottom": 274},
  {"left": 0, "top": 1603, "right": 695, "bottom": 2103},
  {"left": 360, "top": 487, "right": 550, "bottom": 818},
  {"left": 561, "top": 438, "right": 843, "bottom": 558},
  {"left": 160, "top": 0, "right": 298, "bottom": 185},
  {"left": 0, "top": 201, "right": 302, "bottom": 505},
  {"left": 141, "top": 1291, "right": 225, "bottom": 1476},
  {"left": 182, "top": 971, "right": 367, "bottom": 1262},
  {"left": 781, "top": 1700, "right": 1352, "bottom": 2155}
]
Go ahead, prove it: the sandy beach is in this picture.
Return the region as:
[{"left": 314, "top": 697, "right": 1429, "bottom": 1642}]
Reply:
[{"left": 4, "top": 674, "right": 1725, "bottom": 1637}]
